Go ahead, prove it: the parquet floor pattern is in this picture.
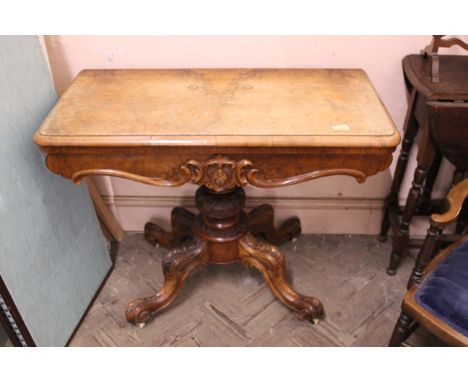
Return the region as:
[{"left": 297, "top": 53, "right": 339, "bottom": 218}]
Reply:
[{"left": 70, "top": 233, "right": 443, "bottom": 346}]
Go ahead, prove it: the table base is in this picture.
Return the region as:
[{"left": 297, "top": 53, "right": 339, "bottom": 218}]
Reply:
[{"left": 125, "top": 186, "right": 324, "bottom": 326}]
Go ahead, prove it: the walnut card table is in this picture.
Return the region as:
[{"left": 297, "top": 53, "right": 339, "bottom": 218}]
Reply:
[{"left": 34, "top": 69, "right": 400, "bottom": 326}]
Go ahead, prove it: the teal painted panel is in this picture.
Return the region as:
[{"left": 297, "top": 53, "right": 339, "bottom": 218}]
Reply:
[{"left": 0, "top": 36, "right": 112, "bottom": 346}]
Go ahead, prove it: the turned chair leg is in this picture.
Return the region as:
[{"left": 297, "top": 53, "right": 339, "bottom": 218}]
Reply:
[
  {"left": 238, "top": 233, "right": 324, "bottom": 322},
  {"left": 407, "top": 224, "right": 442, "bottom": 289},
  {"left": 126, "top": 238, "right": 209, "bottom": 325},
  {"left": 249, "top": 204, "right": 301, "bottom": 246},
  {"left": 144, "top": 207, "right": 196, "bottom": 249},
  {"left": 389, "top": 311, "right": 414, "bottom": 347},
  {"left": 408, "top": 169, "right": 467, "bottom": 287},
  {"left": 379, "top": 88, "right": 419, "bottom": 242}
]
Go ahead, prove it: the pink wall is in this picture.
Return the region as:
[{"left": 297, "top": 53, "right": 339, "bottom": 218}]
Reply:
[{"left": 43, "top": 36, "right": 466, "bottom": 233}]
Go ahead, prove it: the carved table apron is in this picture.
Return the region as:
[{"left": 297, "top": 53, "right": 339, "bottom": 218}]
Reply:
[{"left": 34, "top": 69, "right": 400, "bottom": 326}]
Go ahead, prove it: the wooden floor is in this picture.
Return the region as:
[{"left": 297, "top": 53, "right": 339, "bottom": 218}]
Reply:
[{"left": 70, "top": 233, "right": 444, "bottom": 346}]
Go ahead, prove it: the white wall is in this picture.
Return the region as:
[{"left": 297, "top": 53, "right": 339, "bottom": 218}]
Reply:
[{"left": 43, "top": 36, "right": 467, "bottom": 234}]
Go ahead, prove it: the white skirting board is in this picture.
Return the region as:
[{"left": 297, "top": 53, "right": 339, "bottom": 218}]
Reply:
[{"left": 103, "top": 195, "right": 431, "bottom": 236}]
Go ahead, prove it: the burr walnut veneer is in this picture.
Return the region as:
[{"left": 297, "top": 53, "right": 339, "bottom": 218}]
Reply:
[{"left": 35, "top": 69, "right": 400, "bottom": 326}]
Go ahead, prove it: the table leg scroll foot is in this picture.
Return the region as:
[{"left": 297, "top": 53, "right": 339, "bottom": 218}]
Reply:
[
  {"left": 249, "top": 204, "right": 301, "bottom": 246},
  {"left": 126, "top": 238, "right": 208, "bottom": 325},
  {"left": 238, "top": 233, "right": 324, "bottom": 322},
  {"left": 144, "top": 207, "right": 195, "bottom": 249}
]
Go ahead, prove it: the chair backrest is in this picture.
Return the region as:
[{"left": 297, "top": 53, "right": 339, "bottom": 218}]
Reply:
[{"left": 428, "top": 101, "right": 468, "bottom": 171}]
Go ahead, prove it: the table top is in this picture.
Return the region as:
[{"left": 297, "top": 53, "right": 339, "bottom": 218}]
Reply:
[
  {"left": 403, "top": 54, "right": 468, "bottom": 100},
  {"left": 35, "top": 69, "right": 399, "bottom": 149}
]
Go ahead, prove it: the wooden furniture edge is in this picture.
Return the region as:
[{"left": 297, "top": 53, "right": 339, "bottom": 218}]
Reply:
[
  {"left": 403, "top": 55, "right": 434, "bottom": 99},
  {"left": 35, "top": 142, "right": 399, "bottom": 155},
  {"left": 34, "top": 131, "right": 401, "bottom": 149},
  {"left": 39, "top": 147, "right": 396, "bottom": 193},
  {"left": 403, "top": 54, "right": 468, "bottom": 101},
  {"left": 363, "top": 69, "right": 400, "bottom": 138}
]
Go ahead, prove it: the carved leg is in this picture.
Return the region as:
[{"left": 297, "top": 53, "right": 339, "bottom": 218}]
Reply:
[
  {"left": 388, "top": 311, "right": 414, "bottom": 347},
  {"left": 379, "top": 89, "right": 419, "bottom": 242},
  {"left": 126, "top": 238, "right": 208, "bottom": 325},
  {"left": 249, "top": 204, "right": 301, "bottom": 246},
  {"left": 387, "top": 127, "right": 436, "bottom": 275},
  {"left": 144, "top": 207, "right": 195, "bottom": 249},
  {"left": 238, "top": 233, "right": 324, "bottom": 322}
]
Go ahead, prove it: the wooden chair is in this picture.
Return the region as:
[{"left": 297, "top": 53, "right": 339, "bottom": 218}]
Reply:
[{"left": 389, "top": 178, "right": 468, "bottom": 346}]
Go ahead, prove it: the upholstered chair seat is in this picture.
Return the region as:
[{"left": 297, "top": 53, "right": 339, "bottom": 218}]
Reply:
[{"left": 415, "top": 241, "right": 468, "bottom": 337}]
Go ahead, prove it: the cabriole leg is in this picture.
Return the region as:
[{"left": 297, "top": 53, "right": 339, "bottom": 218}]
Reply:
[
  {"left": 126, "top": 238, "right": 208, "bottom": 325},
  {"left": 238, "top": 233, "right": 324, "bottom": 323}
]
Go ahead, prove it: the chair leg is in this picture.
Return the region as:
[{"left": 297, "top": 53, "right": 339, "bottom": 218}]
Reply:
[
  {"left": 389, "top": 311, "right": 414, "bottom": 347},
  {"left": 407, "top": 224, "right": 442, "bottom": 289}
]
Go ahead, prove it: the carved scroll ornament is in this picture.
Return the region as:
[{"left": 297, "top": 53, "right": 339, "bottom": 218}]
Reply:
[{"left": 71, "top": 154, "right": 366, "bottom": 192}]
